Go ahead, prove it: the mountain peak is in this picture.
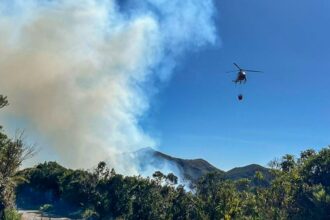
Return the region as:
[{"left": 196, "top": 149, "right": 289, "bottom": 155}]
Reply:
[
  {"left": 134, "top": 148, "right": 271, "bottom": 184},
  {"left": 134, "top": 148, "right": 222, "bottom": 183}
]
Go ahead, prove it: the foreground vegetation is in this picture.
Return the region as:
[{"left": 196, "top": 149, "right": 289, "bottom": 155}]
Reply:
[
  {"left": 1, "top": 96, "right": 329, "bottom": 219},
  {"left": 13, "top": 147, "right": 330, "bottom": 220},
  {"left": 0, "top": 95, "right": 31, "bottom": 220}
]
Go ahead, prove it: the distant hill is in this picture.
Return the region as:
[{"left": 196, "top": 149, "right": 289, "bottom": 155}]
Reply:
[
  {"left": 135, "top": 148, "right": 272, "bottom": 184},
  {"left": 134, "top": 147, "right": 223, "bottom": 183},
  {"left": 153, "top": 150, "right": 224, "bottom": 182},
  {"left": 225, "top": 164, "right": 273, "bottom": 182}
]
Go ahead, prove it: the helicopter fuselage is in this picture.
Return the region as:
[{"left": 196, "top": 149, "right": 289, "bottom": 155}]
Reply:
[{"left": 233, "top": 71, "right": 247, "bottom": 84}]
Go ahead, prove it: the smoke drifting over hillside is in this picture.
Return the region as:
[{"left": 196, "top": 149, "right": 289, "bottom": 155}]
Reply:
[{"left": 0, "top": 0, "right": 217, "bottom": 173}]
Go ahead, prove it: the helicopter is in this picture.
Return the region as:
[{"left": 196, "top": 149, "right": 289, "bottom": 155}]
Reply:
[{"left": 227, "top": 63, "right": 262, "bottom": 84}]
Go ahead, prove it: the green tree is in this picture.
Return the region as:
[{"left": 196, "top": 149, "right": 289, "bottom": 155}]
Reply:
[{"left": 0, "top": 96, "right": 34, "bottom": 219}]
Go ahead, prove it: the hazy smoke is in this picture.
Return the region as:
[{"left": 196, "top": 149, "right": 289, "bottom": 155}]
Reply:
[{"left": 0, "top": 0, "right": 216, "bottom": 173}]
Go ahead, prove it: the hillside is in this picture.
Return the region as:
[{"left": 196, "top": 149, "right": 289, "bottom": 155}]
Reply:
[
  {"left": 135, "top": 148, "right": 271, "bottom": 183},
  {"left": 225, "top": 164, "right": 273, "bottom": 181}
]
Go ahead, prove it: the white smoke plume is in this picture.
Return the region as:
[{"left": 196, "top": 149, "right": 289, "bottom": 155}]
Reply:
[{"left": 0, "top": 0, "right": 217, "bottom": 173}]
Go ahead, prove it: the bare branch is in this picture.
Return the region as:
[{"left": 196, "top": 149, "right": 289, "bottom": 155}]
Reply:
[{"left": 0, "top": 95, "right": 9, "bottom": 109}]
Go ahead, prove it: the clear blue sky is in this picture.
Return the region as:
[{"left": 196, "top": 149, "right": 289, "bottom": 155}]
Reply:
[{"left": 143, "top": 0, "right": 330, "bottom": 170}]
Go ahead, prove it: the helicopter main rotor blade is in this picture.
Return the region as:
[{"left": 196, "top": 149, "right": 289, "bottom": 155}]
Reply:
[
  {"left": 243, "top": 69, "right": 263, "bottom": 73},
  {"left": 233, "top": 63, "right": 241, "bottom": 70},
  {"left": 226, "top": 70, "right": 237, "bottom": 73}
]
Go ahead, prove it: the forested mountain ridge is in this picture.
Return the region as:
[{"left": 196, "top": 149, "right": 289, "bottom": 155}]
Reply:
[
  {"left": 225, "top": 164, "right": 272, "bottom": 181},
  {"left": 135, "top": 147, "right": 271, "bottom": 183},
  {"left": 134, "top": 147, "right": 224, "bottom": 183}
]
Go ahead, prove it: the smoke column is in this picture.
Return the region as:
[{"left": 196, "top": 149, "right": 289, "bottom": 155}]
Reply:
[{"left": 0, "top": 0, "right": 217, "bottom": 173}]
